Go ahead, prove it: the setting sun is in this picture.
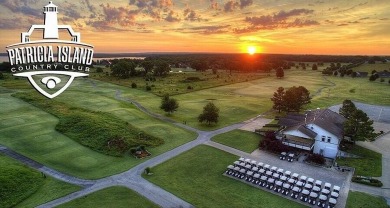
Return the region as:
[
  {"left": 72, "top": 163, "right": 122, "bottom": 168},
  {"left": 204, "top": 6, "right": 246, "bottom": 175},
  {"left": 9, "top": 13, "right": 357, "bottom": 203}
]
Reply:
[{"left": 248, "top": 46, "right": 256, "bottom": 55}]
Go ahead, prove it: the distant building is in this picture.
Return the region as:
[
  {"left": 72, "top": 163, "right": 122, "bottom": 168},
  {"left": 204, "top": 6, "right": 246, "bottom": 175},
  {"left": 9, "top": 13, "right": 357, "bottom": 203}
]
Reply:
[
  {"left": 277, "top": 109, "right": 346, "bottom": 159},
  {"left": 356, "top": 72, "right": 368, "bottom": 77},
  {"left": 377, "top": 71, "right": 390, "bottom": 78}
]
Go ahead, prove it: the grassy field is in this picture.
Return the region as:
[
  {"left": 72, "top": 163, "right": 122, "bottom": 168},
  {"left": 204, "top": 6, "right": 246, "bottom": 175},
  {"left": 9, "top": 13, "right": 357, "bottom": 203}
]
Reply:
[
  {"left": 350, "top": 62, "right": 390, "bottom": 73},
  {"left": 211, "top": 130, "right": 263, "bottom": 153},
  {"left": 346, "top": 191, "right": 389, "bottom": 208},
  {"left": 57, "top": 186, "right": 158, "bottom": 208},
  {"left": 0, "top": 154, "right": 80, "bottom": 208},
  {"left": 0, "top": 89, "right": 196, "bottom": 179},
  {"left": 91, "top": 69, "right": 268, "bottom": 96},
  {"left": 144, "top": 145, "right": 306, "bottom": 208},
  {"left": 337, "top": 145, "right": 382, "bottom": 177}
]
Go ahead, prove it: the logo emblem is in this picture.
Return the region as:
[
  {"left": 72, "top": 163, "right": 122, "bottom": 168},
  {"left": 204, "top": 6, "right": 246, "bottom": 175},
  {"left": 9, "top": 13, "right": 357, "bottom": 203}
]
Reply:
[{"left": 6, "top": 1, "right": 94, "bottom": 99}]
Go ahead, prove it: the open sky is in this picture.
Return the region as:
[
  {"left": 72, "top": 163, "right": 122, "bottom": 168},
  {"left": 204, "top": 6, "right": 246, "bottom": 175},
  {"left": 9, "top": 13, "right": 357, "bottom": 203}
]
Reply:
[{"left": 0, "top": 0, "right": 389, "bottom": 55}]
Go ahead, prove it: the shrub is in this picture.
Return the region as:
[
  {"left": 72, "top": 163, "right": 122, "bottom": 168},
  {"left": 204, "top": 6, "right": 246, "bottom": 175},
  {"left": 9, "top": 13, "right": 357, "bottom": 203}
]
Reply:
[
  {"left": 146, "top": 86, "right": 152, "bottom": 91},
  {"left": 0, "top": 72, "right": 4, "bottom": 79},
  {"left": 131, "top": 82, "right": 137, "bottom": 88},
  {"left": 307, "top": 154, "right": 325, "bottom": 165},
  {"left": 96, "top": 67, "right": 103, "bottom": 73},
  {"left": 187, "top": 85, "right": 193, "bottom": 90},
  {"left": 352, "top": 176, "right": 383, "bottom": 187}
]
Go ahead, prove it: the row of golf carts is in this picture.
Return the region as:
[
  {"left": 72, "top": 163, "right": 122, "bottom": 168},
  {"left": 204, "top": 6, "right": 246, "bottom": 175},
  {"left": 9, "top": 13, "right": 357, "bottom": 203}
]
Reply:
[{"left": 225, "top": 157, "right": 340, "bottom": 208}]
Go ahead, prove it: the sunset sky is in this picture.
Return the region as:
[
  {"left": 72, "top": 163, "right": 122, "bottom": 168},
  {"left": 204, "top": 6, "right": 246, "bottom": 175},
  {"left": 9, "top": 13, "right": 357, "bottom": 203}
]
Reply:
[{"left": 0, "top": 0, "right": 389, "bottom": 55}]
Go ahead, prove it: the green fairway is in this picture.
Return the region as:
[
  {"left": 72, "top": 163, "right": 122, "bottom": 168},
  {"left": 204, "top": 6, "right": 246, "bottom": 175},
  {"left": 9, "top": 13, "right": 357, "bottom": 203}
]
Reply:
[
  {"left": 211, "top": 129, "right": 262, "bottom": 153},
  {"left": 0, "top": 154, "right": 80, "bottom": 208},
  {"left": 346, "top": 191, "right": 389, "bottom": 208},
  {"left": 0, "top": 90, "right": 196, "bottom": 179},
  {"left": 57, "top": 186, "right": 159, "bottom": 208},
  {"left": 308, "top": 76, "right": 390, "bottom": 109},
  {"left": 337, "top": 145, "right": 382, "bottom": 177},
  {"left": 144, "top": 145, "right": 306, "bottom": 208},
  {"left": 350, "top": 62, "right": 390, "bottom": 73}
]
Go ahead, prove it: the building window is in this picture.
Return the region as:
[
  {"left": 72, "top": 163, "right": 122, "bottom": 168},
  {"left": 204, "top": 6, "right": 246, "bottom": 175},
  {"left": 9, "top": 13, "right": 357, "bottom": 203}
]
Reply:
[
  {"left": 327, "top": 138, "right": 331, "bottom": 143},
  {"left": 321, "top": 136, "right": 325, "bottom": 142}
]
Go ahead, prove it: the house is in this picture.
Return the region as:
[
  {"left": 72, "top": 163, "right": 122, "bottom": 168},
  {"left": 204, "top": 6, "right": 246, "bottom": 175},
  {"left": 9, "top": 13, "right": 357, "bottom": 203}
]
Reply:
[{"left": 277, "top": 109, "right": 346, "bottom": 159}]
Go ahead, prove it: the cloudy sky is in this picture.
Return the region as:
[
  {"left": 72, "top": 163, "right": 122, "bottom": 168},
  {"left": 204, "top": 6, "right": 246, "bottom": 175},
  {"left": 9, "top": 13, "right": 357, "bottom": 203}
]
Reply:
[{"left": 1, "top": 0, "right": 389, "bottom": 55}]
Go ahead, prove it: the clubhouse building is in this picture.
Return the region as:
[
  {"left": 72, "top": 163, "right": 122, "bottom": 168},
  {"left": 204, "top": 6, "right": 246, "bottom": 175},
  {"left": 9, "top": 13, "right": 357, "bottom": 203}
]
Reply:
[{"left": 277, "top": 109, "right": 346, "bottom": 159}]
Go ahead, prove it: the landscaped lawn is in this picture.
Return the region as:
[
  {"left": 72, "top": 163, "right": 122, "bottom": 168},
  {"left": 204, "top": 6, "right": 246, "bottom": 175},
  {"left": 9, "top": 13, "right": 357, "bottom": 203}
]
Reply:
[
  {"left": 57, "top": 186, "right": 159, "bottom": 208},
  {"left": 0, "top": 90, "right": 196, "bottom": 179},
  {"left": 346, "top": 191, "right": 389, "bottom": 208},
  {"left": 337, "top": 145, "right": 382, "bottom": 177},
  {"left": 0, "top": 154, "right": 80, "bottom": 208},
  {"left": 211, "top": 129, "right": 263, "bottom": 153},
  {"left": 144, "top": 145, "right": 306, "bottom": 208}
]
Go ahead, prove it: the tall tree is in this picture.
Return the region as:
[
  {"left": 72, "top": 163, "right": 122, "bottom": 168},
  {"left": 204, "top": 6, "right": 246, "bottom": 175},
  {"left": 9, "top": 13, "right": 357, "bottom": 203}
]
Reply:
[
  {"left": 276, "top": 67, "right": 284, "bottom": 78},
  {"left": 312, "top": 64, "right": 318, "bottom": 70},
  {"left": 339, "top": 99, "right": 356, "bottom": 119},
  {"left": 141, "top": 60, "right": 154, "bottom": 75},
  {"left": 271, "top": 87, "right": 285, "bottom": 113},
  {"left": 198, "top": 102, "right": 219, "bottom": 125},
  {"left": 154, "top": 61, "right": 170, "bottom": 76},
  {"left": 282, "top": 86, "right": 311, "bottom": 112},
  {"left": 160, "top": 94, "right": 179, "bottom": 114},
  {"left": 344, "top": 109, "right": 375, "bottom": 141},
  {"left": 111, "top": 60, "right": 136, "bottom": 78}
]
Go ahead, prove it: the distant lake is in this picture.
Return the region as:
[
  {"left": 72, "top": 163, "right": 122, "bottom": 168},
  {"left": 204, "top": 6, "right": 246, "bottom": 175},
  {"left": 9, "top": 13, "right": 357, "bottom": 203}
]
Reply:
[{"left": 0, "top": 56, "right": 145, "bottom": 63}]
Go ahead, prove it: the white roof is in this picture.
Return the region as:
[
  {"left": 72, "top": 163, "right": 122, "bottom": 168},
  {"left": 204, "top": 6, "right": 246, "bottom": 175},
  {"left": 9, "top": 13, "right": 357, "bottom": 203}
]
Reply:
[
  {"left": 300, "top": 175, "right": 307, "bottom": 180},
  {"left": 280, "top": 176, "right": 287, "bottom": 181},
  {"left": 264, "top": 164, "right": 270, "bottom": 168},
  {"left": 239, "top": 162, "right": 246, "bottom": 167},
  {"left": 281, "top": 152, "right": 287, "bottom": 155},
  {"left": 313, "top": 186, "right": 321, "bottom": 192},
  {"left": 258, "top": 162, "right": 264, "bottom": 167},
  {"left": 245, "top": 164, "right": 252, "bottom": 169},
  {"left": 271, "top": 166, "right": 277, "bottom": 171},
  {"left": 307, "top": 178, "right": 314, "bottom": 182},
  {"left": 267, "top": 178, "right": 275, "bottom": 183},
  {"left": 333, "top": 185, "right": 340, "bottom": 191},
  {"left": 251, "top": 160, "right": 257, "bottom": 164},
  {"left": 302, "top": 189, "right": 310, "bottom": 195},
  {"left": 260, "top": 176, "right": 267, "bottom": 180},
  {"left": 227, "top": 165, "right": 234, "bottom": 169},
  {"left": 292, "top": 173, "right": 299, "bottom": 178},
  {"left": 252, "top": 167, "right": 259, "bottom": 171},
  {"left": 273, "top": 173, "right": 280, "bottom": 178},
  {"left": 304, "top": 183, "right": 313, "bottom": 189},
  {"left": 239, "top": 157, "right": 245, "bottom": 161},
  {"left": 266, "top": 171, "right": 272, "bottom": 176},
  {"left": 321, "top": 189, "right": 330, "bottom": 194},
  {"left": 285, "top": 171, "right": 291, "bottom": 175},
  {"left": 296, "top": 181, "right": 303, "bottom": 187},
  {"left": 254, "top": 173, "right": 260, "bottom": 178},
  {"left": 319, "top": 194, "right": 327, "bottom": 200},
  {"left": 275, "top": 181, "right": 283, "bottom": 186},
  {"left": 283, "top": 183, "right": 291, "bottom": 188},
  {"left": 233, "top": 161, "right": 240, "bottom": 165},
  {"left": 329, "top": 198, "right": 337, "bottom": 204},
  {"left": 292, "top": 186, "right": 300, "bottom": 192},
  {"left": 277, "top": 168, "right": 284, "bottom": 173},
  {"left": 240, "top": 169, "right": 246, "bottom": 173},
  {"left": 234, "top": 167, "right": 240, "bottom": 171},
  {"left": 315, "top": 180, "right": 322, "bottom": 185},
  {"left": 259, "top": 169, "right": 265, "bottom": 173},
  {"left": 288, "top": 178, "right": 295, "bottom": 183},
  {"left": 325, "top": 182, "right": 331, "bottom": 187},
  {"left": 331, "top": 192, "right": 339, "bottom": 198},
  {"left": 309, "top": 192, "right": 318, "bottom": 198},
  {"left": 245, "top": 158, "right": 251, "bottom": 163},
  {"left": 288, "top": 153, "right": 294, "bottom": 157},
  {"left": 247, "top": 171, "right": 253, "bottom": 176}
]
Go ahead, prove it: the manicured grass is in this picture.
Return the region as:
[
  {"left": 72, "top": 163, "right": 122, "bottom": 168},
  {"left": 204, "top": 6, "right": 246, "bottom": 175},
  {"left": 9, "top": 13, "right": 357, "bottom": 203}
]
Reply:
[
  {"left": 308, "top": 75, "right": 390, "bottom": 109},
  {"left": 15, "top": 177, "right": 81, "bottom": 208},
  {"left": 57, "top": 186, "right": 159, "bottom": 208},
  {"left": 350, "top": 62, "right": 390, "bottom": 73},
  {"left": 92, "top": 69, "right": 267, "bottom": 96},
  {"left": 337, "top": 145, "right": 382, "bottom": 177},
  {"left": 0, "top": 154, "right": 80, "bottom": 208},
  {"left": 211, "top": 129, "right": 263, "bottom": 153},
  {"left": 0, "top": 91, "right": 196, "bottom": 179},
  {"left": 346, "top": 191, "right": 389, "bottom": 208},
  {"left": 144, "top": 145, "right": 306, "bottom": 208},
  {"left": 13, "top": 92, "right": 164, "bottom": 157}
]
